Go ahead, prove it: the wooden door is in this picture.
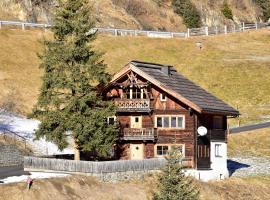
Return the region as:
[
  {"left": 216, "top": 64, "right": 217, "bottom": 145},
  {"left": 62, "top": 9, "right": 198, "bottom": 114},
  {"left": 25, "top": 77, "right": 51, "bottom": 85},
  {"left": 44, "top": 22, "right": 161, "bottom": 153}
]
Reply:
[
  {"left": 130, "top": 116, "right": 142, "bottom": 128},
  {"left": 197, "top": 136, "right": 210, "bottom": 169},
  {"left": 130, "top": 144, "right": 144, "bottom": 160}
]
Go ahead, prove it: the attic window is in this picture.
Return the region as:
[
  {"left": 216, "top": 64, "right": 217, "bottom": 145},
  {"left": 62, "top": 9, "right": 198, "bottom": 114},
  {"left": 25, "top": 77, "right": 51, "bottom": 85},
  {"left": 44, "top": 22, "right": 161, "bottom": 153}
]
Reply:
[{"left": 160, "top": 93, "right": 167, "bottom": 101}]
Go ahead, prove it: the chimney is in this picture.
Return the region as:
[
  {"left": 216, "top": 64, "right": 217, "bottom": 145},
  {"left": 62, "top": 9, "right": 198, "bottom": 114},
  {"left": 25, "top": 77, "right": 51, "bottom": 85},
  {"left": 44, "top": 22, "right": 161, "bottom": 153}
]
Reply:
[{"left": 161, "top": 66, "right": 172, "bottom": 76}]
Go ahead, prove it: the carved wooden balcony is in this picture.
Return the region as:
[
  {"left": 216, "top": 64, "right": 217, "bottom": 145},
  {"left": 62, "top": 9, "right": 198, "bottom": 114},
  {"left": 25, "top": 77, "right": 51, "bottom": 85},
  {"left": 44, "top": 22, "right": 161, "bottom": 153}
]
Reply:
[
  {"left": 115, "top": 99, "right": 151, "bottom": 112},
  {"left": 120, "top": 128, "right": 157, "bottom": 141}
]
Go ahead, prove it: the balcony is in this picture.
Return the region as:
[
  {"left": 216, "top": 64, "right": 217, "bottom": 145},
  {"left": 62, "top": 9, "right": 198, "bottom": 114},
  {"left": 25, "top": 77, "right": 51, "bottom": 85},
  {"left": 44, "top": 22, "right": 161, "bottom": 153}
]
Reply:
[
  {"left": 120, "top": 128, "right": 157, "bottom": 141},
  {"left": 115, "top": 99, "right": 151, "bottom": 112}
]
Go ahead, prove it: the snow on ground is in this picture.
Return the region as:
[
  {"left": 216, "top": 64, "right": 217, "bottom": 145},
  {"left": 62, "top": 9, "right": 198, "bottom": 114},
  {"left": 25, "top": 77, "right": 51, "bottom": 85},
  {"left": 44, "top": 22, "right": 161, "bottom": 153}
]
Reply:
[
  {"left": 0, "top": 172, "right": 70, "bottom": 184},
  {"left": 0, "top": 110, "right": 73, "bottom": 156}
]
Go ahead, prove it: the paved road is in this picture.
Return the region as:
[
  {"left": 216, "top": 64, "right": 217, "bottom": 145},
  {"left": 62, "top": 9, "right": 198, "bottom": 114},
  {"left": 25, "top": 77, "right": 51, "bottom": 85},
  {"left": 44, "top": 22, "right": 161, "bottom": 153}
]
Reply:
[
  {"left": 229, "top": 121, "right": 270, "bottom": 134},
  {"left": 0, "top": 166, "right": 29, "bottom": 180}
]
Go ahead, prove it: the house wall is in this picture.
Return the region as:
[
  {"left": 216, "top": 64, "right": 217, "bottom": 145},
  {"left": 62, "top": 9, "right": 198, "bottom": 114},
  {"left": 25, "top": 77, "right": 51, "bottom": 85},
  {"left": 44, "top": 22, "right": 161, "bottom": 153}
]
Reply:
[{"left": 112, "top": 77, "right": 196, "bottom": 167}]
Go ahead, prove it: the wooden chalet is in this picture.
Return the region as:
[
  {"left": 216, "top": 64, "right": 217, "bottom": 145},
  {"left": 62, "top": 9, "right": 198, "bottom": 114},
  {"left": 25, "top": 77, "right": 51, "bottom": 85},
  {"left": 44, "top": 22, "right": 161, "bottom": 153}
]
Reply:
[{"left": 104, "top": 61, "right": 239, "bottom": 171}]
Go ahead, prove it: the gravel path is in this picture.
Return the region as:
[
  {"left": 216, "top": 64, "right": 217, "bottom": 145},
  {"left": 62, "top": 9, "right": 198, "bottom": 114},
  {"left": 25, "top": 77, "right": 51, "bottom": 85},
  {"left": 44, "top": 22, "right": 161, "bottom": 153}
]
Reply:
[{"left": 228, "top": 157, "right": 270, "bottom": 177}]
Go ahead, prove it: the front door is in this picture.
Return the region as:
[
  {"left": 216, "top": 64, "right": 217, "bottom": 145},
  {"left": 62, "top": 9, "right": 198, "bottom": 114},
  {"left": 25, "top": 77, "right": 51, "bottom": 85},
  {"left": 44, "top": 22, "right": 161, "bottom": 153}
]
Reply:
[
  {"left": 130, "top": 144, "right": 144, "bottom": 160},
  {"left": 197, "top": 136, "right": 211, "bottom": 169},
  {"left": 130, "top": 116, "right": 142, "bottom": 128}
]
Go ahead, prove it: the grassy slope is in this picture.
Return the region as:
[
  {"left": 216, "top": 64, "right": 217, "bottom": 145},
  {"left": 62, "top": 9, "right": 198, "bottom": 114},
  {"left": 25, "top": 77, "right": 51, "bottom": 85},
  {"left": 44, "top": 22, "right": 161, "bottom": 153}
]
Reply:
[
  {"left": 0, "top": 29, "right": 270, "bottom": 124},
  {"left": 228, "top": 127, "right": 270, "bottom": 158},
  {"left": 0, "top": 175, "right": 270, "bottom": 200}
]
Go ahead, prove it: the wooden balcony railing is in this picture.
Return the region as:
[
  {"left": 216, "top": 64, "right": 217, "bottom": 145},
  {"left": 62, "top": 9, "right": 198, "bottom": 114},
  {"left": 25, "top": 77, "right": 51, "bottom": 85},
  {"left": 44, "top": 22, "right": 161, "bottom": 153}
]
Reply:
[
  {"left": 120, "top": 128, "right": 157, "bottom": 140},
  {"left": 115, "top": 99, "right": 151, "bottom": 112}
]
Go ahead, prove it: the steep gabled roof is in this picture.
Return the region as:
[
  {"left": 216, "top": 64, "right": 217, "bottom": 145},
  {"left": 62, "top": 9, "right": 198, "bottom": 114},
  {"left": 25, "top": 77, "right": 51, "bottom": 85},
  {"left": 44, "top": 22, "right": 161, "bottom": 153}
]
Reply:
[{"left": 110, "top": 61, "right": 239, "bottom": 116}]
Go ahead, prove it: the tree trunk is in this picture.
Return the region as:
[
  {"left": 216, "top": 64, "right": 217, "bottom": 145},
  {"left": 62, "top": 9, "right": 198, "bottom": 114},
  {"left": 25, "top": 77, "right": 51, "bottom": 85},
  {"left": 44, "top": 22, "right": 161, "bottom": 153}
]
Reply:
[{"left": 73, "top": 138, "right": 80, "bottom": 161}]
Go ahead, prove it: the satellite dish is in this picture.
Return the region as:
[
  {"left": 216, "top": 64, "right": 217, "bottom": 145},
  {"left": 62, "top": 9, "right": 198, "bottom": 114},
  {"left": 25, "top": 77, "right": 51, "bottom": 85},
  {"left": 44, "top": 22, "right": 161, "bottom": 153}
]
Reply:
[{"left": 197, "top": 126, "right": 207, "bottom": 136}]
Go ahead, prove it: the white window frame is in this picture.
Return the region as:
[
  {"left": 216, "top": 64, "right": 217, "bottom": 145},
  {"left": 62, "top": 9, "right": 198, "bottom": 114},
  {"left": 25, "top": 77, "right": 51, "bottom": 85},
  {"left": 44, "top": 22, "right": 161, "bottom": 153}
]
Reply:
[
  {"left": 107, "top": 116, "right": 116, "bottom": 125},
  {"left": 155, "top": 144, "right": 185, "bottom": 158},
  {"left": 128, "top": 88, "right": 146, "bottom": 99},
  {"left": 155, "top": 115, "right": 185, "bottom": 129},
  {"left": 160, "top": 93, "right": 167, "bottom": 101},
  {"left": 215, "top": 144, "right": 222, "bottom": 157}
]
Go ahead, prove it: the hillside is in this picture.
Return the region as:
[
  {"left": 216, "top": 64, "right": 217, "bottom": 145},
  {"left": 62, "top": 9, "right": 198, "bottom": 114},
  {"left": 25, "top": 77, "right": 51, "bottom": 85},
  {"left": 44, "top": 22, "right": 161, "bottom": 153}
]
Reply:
[
  {"left": 0, "top": 174, "right": 270, "bottom": 200},
  {"left": 228, "top": 128, "right": 270, "bottom": 158},
  {"left": 1, "top": 29, "right": 270, "bottom": 125},
  {"left": 0, "top": 0, "right": 265, "bottom": 31}
]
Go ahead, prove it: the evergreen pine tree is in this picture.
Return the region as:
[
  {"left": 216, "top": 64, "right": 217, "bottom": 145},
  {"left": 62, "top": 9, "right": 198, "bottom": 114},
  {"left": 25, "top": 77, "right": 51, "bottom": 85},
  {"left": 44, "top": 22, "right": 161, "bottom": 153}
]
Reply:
[
  {"left": 172, "top": 0, "right": 201, "bottom": 28},
  {"left": 153, "top": 150, "right": 199, "bottom": 200},
  {"left": 221, "top": 1, "right": 233, "bottom": 20},
  {"left": 32, "top": 0, "right": 118, "bottom": 160}
]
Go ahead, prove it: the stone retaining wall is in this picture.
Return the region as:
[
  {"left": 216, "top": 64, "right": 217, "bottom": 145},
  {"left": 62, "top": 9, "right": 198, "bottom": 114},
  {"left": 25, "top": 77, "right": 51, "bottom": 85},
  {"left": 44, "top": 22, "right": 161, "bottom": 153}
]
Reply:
[{"left": 0, "top": 144, "right": 23, "bottom": 167}]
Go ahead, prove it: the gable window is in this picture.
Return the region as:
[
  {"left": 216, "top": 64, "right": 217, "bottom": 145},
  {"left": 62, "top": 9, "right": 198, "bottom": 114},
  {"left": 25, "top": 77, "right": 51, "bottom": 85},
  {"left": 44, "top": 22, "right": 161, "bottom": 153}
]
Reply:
[
  {"left": 213, "top": 116, "right": 223, "bottom": 129},
  {"left": 107, "top": 116, "right": 116, "bottom": 125},
  {"left": 155, "top": 115, "right": 185, "bottom": 129},
  {"left": 126, "top": 87, "right": 147, "bottom": 99},
  {"left": 215, "top": 144, "right": 222, "bottom": 157},
  {"left": 155, "top": 144, "right": 185, "bottom": 157},
  {"left": 160, "top": 93, "right": 167, "bottom": 101}
]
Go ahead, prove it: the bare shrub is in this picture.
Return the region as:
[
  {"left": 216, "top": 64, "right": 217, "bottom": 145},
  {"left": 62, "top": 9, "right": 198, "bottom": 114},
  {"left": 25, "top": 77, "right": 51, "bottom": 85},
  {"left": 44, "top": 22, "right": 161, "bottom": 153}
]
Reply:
[{"left": 112, "top": 0, "right": 147, "bottom": 17}]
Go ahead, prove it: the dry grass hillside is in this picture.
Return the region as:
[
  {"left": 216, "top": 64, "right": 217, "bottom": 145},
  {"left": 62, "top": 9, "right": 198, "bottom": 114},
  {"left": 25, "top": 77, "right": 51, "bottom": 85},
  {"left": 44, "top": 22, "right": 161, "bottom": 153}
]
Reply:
[
  {"left": 0, "top": 0, "right": 264, "bottom": 31},
  {"left": 0, "top": 175, "right": 270, "bottom": 200},
  {"left": 0, "top": 29, "right": 270, "bottom": 125},
  {"left": 228, "top": 128, "right": 270, "bottom": 158}
]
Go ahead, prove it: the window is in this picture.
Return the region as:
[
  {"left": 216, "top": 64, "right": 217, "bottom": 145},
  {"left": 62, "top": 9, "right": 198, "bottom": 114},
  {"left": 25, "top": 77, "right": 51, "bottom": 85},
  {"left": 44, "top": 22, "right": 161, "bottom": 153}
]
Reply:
[
  {"left": 135, "top": 117, "right": 139, "bottom": 123},
  {"left": 107, "top": 116, "right": 116, "bottom": 125},
  {"left": 171, "top": 117, "right": 177, "bottom": 128},
  {"left": 215, "top": 144, "right": 222, "bottom": 157},
  {"left": 125, "top": 87, "right": 147, "bottom": 99},
  {"left": 160, "top": 93, "right": 167, "bottom": 101},
  {"left": 164, "top": 117, "right": 170, "bottom": 128},
  {"left": 156, "top": 144, "right": 185, "bottom": 157},
  {"left": 157, "top": 117, "right": 163, "bottom": 127},
  {"left": 155, "top": 115, "right": 185, "bottom": 129},
  {"left": 213, "top": 116, "right": 223, "bottom": 129},
  {"left": 157, "top": 146, "right": 169, "bottom": 156}
]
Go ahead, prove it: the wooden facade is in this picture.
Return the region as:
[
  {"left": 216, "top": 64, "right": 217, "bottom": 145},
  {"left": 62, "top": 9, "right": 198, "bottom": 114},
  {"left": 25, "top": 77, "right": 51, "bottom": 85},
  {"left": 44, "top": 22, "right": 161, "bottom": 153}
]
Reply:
[{"left": 104, "top": 61, "right": 238, "bottom": 170}]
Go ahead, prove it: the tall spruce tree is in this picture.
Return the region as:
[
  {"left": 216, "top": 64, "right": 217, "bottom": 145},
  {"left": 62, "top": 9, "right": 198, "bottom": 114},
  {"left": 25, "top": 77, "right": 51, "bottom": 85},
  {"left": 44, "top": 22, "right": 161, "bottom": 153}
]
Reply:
[
  {"left": 153, "top": 150, "right": 199, "bottom": 200},
  {"left": 32, "top": 0, "right": 118, "bottom": 160}
]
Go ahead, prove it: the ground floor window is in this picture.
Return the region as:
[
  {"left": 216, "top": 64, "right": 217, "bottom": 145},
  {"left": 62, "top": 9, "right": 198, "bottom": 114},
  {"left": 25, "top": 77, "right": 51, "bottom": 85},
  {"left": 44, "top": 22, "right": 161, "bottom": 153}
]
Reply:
[
  {"left": 155, "top": 144, "right": 185, "bottom": 157},
  {"left": 215, "top": 144, "right": 222, "bottom": 157}
]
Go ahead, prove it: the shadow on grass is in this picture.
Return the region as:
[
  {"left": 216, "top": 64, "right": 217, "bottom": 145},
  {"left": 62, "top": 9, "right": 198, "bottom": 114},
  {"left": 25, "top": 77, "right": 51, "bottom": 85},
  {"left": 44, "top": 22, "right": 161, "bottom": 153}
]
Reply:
[{"left": 227, "top": 159, "right": 250, "bottom": 176}]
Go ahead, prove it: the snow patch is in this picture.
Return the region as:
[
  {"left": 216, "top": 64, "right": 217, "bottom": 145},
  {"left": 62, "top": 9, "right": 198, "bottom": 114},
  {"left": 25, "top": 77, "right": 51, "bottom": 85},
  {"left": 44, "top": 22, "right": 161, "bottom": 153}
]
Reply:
[
  {"left": 0, "top": 110, "right": 73, "bottom": 156},
  {"left": 0, "top": 172, "right": 70, "bottom": 184}
]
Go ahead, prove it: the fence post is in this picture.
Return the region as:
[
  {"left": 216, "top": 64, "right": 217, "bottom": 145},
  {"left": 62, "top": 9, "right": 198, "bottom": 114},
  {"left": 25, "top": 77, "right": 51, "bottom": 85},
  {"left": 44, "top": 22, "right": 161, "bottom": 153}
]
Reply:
[
  {"left": 134, "top": 30, "right": 137, "bottom": 36},
  {"left": 114, "top": 29, "right": 117, "bottom": 36},
  {"left": 242, "top": 22, "right": 245, "bottom": 31},
  {"left": 255, "top": 22, "right": 258, "bottom": 30},
  {"left": 171, "top": 32, "right": 173, "bottom": 38},
  {"left": 205, "top": 26, "right": 208, "bottom": 36},
  {"left": 215, "top": 26, "right": 218, "bottom": 35},
  {"left": 0, "top": 21, "right": 2, "bottom": 29},
  {"left": 233, "top": 24, "right": 236, "bottom": 33},
  {"left": 187, "top": 28, "right": 190, "bottom": 38},
  {"left": 21, "top": 23, "right": 25, "bottom": 30},
  {"left": 224, "top": 25, "right": 227, "bottom": 34}
]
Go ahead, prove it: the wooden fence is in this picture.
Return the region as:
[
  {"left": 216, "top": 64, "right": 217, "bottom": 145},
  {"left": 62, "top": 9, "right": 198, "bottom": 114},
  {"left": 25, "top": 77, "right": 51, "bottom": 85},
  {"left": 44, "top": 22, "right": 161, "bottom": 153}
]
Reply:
[
  {"left": 24, "top": 156, "right": 167, "bottom": 173},
  {"left": 0, "top": 20, "right": 268, "bottom": 38}
]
